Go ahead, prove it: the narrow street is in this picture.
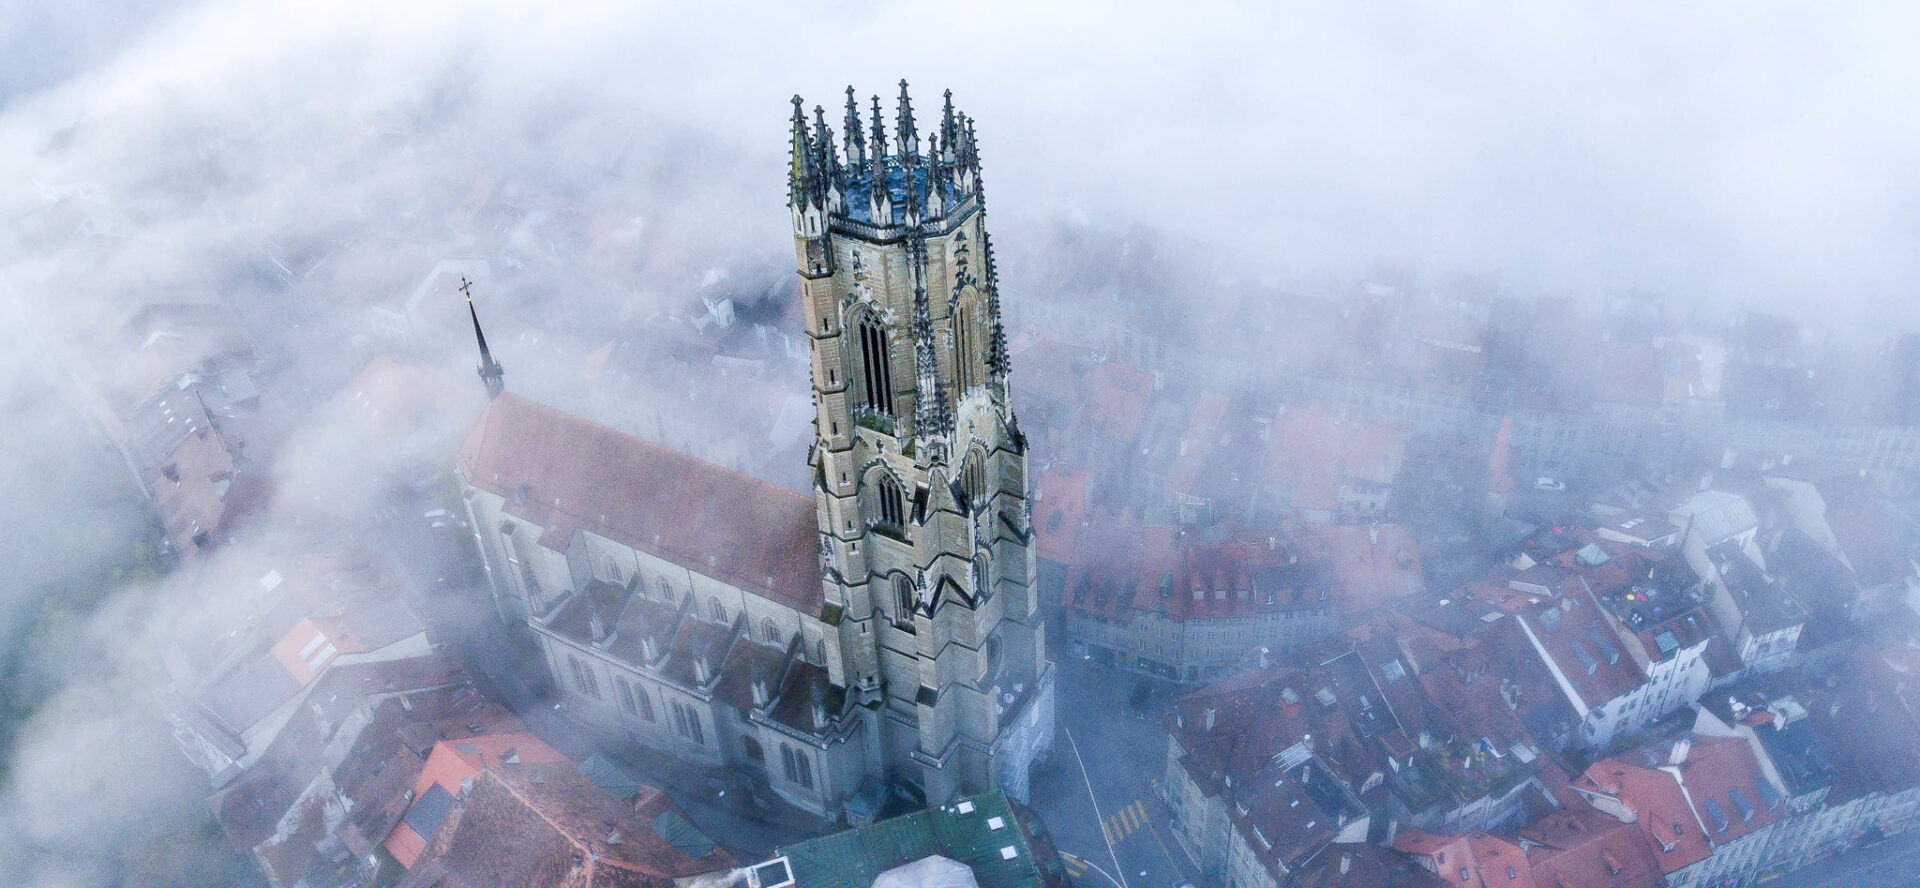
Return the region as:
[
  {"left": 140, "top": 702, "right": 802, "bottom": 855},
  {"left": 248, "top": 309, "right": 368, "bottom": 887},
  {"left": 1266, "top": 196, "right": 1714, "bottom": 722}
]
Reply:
[
  {"left": 1031, "top": 658, "right": 1203, "bottom": 888},
  {"left": 1761, "top": 831, "right": 1920, "bottom": 888}
]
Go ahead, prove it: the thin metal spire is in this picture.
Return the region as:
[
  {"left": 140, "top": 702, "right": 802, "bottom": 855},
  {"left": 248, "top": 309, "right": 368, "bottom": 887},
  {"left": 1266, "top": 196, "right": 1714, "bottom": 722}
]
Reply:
[{"left": 462, "top": 276, "right": 505, "bottom": 400}]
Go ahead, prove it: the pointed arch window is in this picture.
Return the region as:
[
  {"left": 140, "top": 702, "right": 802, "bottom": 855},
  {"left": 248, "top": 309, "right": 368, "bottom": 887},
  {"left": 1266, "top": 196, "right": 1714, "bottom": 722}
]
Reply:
[
  {"left": 954, "top": 301, "right": 979, "bottom": 391},
  {"left": 871, "top": 472, "right": 907, "bottom": 529},
  {"left": 960, "top": 451, "right": 987, "bottom": 512},
  {"left": 893, "top": 574, "right": 917, "bottom": 627},
  {"left": 857, "top": 314, "right": 895, "bottom": 416}
]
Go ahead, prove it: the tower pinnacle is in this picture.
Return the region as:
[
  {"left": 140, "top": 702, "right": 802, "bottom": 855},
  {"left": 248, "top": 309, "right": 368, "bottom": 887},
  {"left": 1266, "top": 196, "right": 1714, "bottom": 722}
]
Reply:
[{"left": 462, "top": 276, "right": 505, "bottom": 400}]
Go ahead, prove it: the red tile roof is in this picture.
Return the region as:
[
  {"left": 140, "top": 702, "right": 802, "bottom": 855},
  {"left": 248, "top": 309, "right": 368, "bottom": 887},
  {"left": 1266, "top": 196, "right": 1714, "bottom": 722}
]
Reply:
[
  {"left": 1081, "top": 363, "right": 1153, "bottom": 443},
  {"left": 1294, "top": 523, "right": 1424, "bottom": 614},
  {"left": 458, "top": 394, "right": 821, "bottom": 617},
  {"left": 395, "top": 762, "right": 734, "bottom": 888},
  {"left": 1517, "top": 801, "right": 1664, "bottom": 888},
  {"left": 1263, "top": 404, "right": 1403, "bottom": 513},
  {"left": 1034, "top": 467, "right": 1090, "bottom": 564},
  {"left": 1469, "top": 574, "right": 1646, "bottom": 710},
  {"left": 1164, "top": 394, "right": 1230, "bottom": 499},
  {"left": 1575, "top": 734, "right": 1779, "bottom": 875},
  {"left": 1391, "top": 830, "right": 1533, "bottom": 888},
  {"left": 386, "top": 732, "right": 569, "bottom": 867}
]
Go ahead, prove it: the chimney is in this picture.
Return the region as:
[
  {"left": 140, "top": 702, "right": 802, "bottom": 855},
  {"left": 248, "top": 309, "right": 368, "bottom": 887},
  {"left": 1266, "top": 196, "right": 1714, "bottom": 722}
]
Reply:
[
  {"left": 1668, "top": 737, "right": 1691, "bottom": 766},
  {"left": 1258, "top": 647, "right": 1271, "bottom": 669},
  {"left": 1204, "top": 707, "right": 1216, "bottom": 731}
]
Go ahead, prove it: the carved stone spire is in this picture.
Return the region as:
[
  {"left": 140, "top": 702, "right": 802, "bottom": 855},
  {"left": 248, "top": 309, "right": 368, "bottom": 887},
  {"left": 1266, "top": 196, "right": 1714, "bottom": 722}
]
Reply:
[
  {"left": 894, "top": 79, "right": 919, "bottom": 165},
  {"left": 868, "top": 95, "right": 890, "bottom": 224},
  {"left": 983, "top": 231, "right": 1010, "bottom": 381},
  {"left": 940, "top": 89, "right": 959, "bottom": 163},
  {"left": 843, "top": 86, "right": 866, "bottom": 169},
  {"left": 908, "top": 232, "right": 952, "bottom": 443},
  {"left": 788, "top": 95, "right": 814, "bottom": 210}
]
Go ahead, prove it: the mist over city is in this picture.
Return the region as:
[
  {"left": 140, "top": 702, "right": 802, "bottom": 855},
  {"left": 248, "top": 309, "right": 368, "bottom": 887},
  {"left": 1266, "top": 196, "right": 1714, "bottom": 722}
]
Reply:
[{"left": 2, "top": 3, "right": 1918, "bottom": 888}]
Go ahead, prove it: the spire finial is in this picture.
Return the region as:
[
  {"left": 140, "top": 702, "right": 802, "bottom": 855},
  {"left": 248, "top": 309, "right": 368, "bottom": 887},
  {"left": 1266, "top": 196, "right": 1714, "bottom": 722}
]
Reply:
[
  {"left": 812, "top": 104, "right": 840, "bottom": 186},
  {"left": 462, "top": 275, "right": 505, "bottom": 400},
  {"left": 895, "top": 79, "right": 919, "bottom": 163},
  {"left": 940, "top": 89, "right": 958, "bottom": 160},
  {"left": 788, "top": 95, "right": 814, "bottom": 208},
  {"left": 843, "top": 86, "right": 866, "bottom": 169}
]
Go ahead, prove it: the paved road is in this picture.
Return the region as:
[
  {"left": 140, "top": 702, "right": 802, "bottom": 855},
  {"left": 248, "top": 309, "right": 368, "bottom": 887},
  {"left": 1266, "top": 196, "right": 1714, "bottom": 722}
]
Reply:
[
  {"left": 1033, "top": 658, "right": 1202, "bottom": 888},
  {"left": 1761, "top": 832, "right": 1920, "bottom": 888}
]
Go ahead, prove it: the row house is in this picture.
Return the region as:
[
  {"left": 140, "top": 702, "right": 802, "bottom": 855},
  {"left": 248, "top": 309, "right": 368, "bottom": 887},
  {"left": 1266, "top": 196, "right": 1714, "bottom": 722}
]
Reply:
[
  {"left": 1572, "top": 733, "right": 1782, "bottom": 888},
  {"left": 1162, "top": 667, "right": 1372, "bottom": 888},
  {"left": 1668, "top": 484, "right": 1810, "bottom": 681},
  {"left": 1062, "top": 518, "right": 1424, "bottom": 684},
  {"left": 1393, "top": 800, "right": 1665, "bottom": 888},
  {"left": 1468, "top": 524, "right": 1713, "bottom": 749}
]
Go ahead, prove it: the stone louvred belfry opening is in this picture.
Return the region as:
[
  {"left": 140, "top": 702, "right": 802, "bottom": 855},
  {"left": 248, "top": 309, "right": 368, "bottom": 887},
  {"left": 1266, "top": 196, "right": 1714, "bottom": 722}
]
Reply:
[{"left": 789, "top": 83, "right": 1054, "bottom": 806}]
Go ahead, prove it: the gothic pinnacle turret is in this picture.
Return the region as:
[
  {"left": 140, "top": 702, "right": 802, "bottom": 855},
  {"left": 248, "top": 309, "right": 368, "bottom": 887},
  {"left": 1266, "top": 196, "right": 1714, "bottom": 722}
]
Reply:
[
  {"left": 843, "top": 86, "right": 866, "bottom": 169},
  {"left": 461, "top": 276, "right": 505, "bottom": 400},
  {"left": 786, "top": 86, "right": 1052, "bottom": 803},
  {"left": 983, "top": 230, "right": 1010, "bottom": 382},
  {"left": 894, "top": 80, "right": 920, "bottom": 165}
]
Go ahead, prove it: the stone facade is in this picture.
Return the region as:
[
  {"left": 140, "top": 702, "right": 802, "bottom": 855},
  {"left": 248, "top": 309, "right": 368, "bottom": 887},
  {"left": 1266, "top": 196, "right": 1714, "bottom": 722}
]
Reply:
[
  {"left": 457, "top": 85, "right": 1051, "bottom": 820},
  {"left": 790, "top": 84, "right": 1052, "bottom": 805}
]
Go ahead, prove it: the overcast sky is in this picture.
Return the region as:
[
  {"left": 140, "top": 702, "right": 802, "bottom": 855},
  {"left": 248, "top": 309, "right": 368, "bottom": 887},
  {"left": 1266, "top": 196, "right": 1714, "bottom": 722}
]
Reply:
[{"left": 5, "top": 1, "right": 1920, "bottom": 334}]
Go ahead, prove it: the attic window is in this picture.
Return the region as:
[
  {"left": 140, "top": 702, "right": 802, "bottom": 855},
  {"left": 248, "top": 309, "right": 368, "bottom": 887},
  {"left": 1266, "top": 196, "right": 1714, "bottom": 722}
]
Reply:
[{"left": 1506, "top": 866, "right": 1516, "bottom": 879}]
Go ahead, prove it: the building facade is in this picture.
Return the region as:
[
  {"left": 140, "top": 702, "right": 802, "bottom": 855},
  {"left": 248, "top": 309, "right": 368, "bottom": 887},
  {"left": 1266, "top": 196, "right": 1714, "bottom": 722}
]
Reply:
[
  {"left": 790, "top": 83, "right": 1053, "bottom": 805},
  {"left": 457, "top": 85, "right": 1052, "bottom": 820}
]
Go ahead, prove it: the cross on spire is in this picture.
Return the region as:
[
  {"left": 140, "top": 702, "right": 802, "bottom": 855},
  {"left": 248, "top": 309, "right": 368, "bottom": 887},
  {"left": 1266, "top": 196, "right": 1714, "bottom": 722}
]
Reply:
[{"left": 461, "top": 276, "right": 505, "bottom": 400}]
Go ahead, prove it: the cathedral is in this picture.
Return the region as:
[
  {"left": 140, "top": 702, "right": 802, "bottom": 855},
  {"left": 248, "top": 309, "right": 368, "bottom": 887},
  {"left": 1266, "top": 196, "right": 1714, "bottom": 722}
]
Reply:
[{"left": 455, "top": 83, "right": 1054, "bottom": 821}]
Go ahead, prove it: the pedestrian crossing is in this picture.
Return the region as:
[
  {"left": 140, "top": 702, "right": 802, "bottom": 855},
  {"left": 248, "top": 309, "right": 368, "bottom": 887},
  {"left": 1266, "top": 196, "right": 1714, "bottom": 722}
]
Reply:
[
  {"left": 1101, "top": 800, "right": 1149, "bottom": 844},
  {"left": 1061, "top": 853, "right": 1089, "bottom": 878}
]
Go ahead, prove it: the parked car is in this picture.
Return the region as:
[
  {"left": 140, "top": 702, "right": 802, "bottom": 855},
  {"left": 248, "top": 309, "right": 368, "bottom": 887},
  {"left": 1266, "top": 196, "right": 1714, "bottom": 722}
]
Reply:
[{"left": 1533, "top": 477, "right": 1566, "bottom": 492}]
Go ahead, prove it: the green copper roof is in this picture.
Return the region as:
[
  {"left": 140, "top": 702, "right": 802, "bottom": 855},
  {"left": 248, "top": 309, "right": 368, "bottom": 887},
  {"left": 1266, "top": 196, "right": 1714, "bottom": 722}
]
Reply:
[{"left": 776, "top": 791, "right": 1057, "bottom": 888}]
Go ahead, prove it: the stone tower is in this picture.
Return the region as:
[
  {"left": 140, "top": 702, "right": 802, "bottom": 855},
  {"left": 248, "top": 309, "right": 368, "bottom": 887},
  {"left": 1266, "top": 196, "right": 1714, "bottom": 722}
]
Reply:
[{"left": 788, "top": 83, "right": 1053, "bottom": 804}]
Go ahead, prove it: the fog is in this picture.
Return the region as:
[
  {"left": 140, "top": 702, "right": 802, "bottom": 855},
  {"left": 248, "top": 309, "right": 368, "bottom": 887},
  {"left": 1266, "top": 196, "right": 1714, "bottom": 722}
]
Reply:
[{"left": 2, "top": 1, "right": 1918, "bottom": 886}]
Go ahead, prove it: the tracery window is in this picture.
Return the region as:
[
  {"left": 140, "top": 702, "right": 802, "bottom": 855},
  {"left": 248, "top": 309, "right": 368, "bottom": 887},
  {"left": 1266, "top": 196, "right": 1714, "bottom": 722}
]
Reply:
[{"left": 857, "top": 314, "right": 894, "bottom": 415}]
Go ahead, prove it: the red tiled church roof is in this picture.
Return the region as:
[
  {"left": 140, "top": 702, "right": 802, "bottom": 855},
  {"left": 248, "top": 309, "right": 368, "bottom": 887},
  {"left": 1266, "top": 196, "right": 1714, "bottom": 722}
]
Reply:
[{"left": 458, "top": 394, "right": 821, "bottom": 617}]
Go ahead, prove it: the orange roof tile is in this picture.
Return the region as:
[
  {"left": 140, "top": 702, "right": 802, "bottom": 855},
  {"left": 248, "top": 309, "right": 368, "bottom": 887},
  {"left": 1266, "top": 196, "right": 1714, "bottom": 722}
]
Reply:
[{"left": 458, "top": 394, "right": 821, "bottom": 617}]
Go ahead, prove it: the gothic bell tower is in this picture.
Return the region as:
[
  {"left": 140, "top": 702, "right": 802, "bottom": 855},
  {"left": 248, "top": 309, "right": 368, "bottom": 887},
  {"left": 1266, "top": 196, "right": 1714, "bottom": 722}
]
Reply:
[{"left": 788, "top": 83, "right": 1054, "bottom": 804}]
